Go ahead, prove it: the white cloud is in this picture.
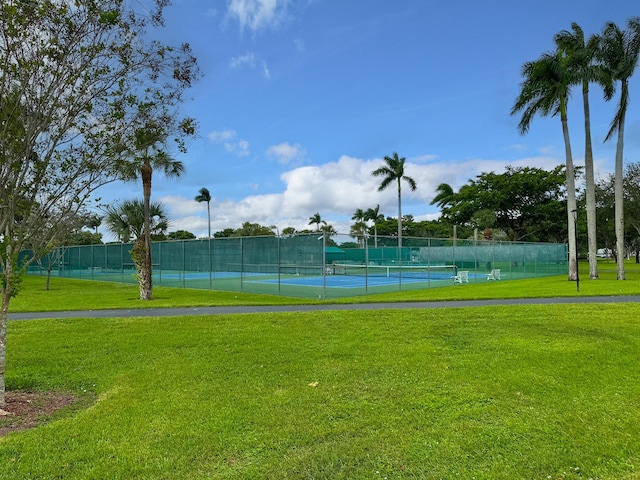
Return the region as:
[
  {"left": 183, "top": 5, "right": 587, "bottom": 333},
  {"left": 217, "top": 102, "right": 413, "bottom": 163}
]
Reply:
[
  {"left": 226, "top": 0, "right": 290, "bottom": 33},
  {"left": 155, "top": 152, "right": 568, "bottom": 238},
  {"left": 162, "top": 195, "right": 206, "bottom": 216},
  {"left": 207, "top": 129, "right": 236, "bottom": 142},
  {"left": 266, "top": 142, "right": 306, "bottom": 164},
  {"left": 262, "top": 61, "right": 271, "bottom": 79},
  {"left": 225, "top": 139, "right": 250, "bottom": 157},
  {"left": 229, "top": 52, "right": 256, "bottom": 69},
  {"left": 208, "top": 129, "right": 250, "bottom": 157}
]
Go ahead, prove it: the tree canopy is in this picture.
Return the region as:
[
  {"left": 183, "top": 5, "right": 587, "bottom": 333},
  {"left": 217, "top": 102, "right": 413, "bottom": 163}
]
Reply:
[
  {"left": 0, "top": 0, "right": 198, "bottom": 407},
  {"left": 437, "top": 166, "right": 569, "bottom": 242}
]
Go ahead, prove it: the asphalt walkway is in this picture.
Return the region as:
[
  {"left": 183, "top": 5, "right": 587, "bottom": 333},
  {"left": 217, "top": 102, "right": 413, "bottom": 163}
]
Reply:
[{"left": 9, "top": 295, "right": 640, "bottom": 320}]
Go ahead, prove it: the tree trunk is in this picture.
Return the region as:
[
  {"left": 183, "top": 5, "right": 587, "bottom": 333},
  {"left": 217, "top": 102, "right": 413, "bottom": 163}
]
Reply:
[
  {"left": 141, "top": 162, "right": 153, "bottom": 300},
  {"left": 397, "top": 179, "right": 402, "bottom": 253},
  {"left": 131, "top": 238, "right": 151, "bottom": 300},
  {"left": 207, "top": 202, "right": 211, "bottom": 238},
  {"left": 46, "top": 263, "right": 53, "bottom": 291},
  {"left": 614, "top": 82, "right": 627, "bottom": 280},
  {"left": 561, "top": 110, "right": 578, "bottom": 282},
  {"left": 0, "top": 267, "right": 13, "bottom": 409},
  {"left": 582, "top": 82, "right": 599, "bottom": 279}
]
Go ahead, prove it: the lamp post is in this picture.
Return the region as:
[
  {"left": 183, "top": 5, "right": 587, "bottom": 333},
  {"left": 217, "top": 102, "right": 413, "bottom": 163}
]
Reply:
[{"left": 571, "top": 209, "right": 579, "bottom": 292}]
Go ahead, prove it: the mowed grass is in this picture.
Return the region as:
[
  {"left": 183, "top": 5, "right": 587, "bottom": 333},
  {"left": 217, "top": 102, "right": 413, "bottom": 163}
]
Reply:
[
  {"left": 2, "top": 305, "right": 640, "bottom": 479},
  {"left": 12, "top": 258, "right": 640, "bottom": 312},
  {"left": 1, "top": 259, "right": 639, "bottom": 478}
]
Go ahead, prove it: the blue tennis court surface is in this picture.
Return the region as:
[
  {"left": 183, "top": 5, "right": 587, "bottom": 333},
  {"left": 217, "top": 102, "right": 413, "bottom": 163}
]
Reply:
[{"left": 249, "top": 273, "right": 482, "bottom": 289}]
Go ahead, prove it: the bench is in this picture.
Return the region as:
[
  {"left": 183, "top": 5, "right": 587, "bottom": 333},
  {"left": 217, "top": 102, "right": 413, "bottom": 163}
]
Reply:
[
  {"left": 486, "top": 269, "right": 501, "bottom": 280},
  {"left": 453, "top": 270, "right": 469, "bottom": 284}
]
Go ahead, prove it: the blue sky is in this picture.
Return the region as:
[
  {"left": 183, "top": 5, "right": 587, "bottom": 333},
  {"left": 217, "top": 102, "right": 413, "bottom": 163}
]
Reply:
[{"left": 97, "top": 0, "right": 640, "bottom": 240}]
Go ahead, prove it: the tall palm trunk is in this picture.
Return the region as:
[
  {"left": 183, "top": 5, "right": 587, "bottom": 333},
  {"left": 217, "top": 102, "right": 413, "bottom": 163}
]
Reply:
[
  {"left": 561, "top": 108, "right": 578, "bottom": 281},
  {"left": 582, "top": 81, "right": 599, "bottom": 279},
  {"left": 397, "top": 179, "right": 402, "bottom": 252},
  {"left": 141, "top": 160, "right": 153, "bottom": 300},
  {"left": 614, "top": 81, "right": 628, "bottom": 280}
]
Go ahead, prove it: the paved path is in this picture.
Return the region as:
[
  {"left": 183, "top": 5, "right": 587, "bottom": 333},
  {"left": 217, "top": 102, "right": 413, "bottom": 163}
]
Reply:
[{"left": 9, "top": 295, "right": 640, "bottom": 320}]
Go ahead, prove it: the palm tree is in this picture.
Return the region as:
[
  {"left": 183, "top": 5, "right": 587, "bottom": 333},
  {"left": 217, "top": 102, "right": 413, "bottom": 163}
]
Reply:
[
  {"left": 195, "top": 187, "right": 212, "bottom": 238},
  {"left": 364, "top": 204, "right": 384, "bottom": 248},
  {"left": 597, "top": 17, "right": 640, "bottom": 280},
  {"left": 555, "top": 22, "right": 613, "bottom": 280},
  {"left": 352, "top": 208, "right": 366, "bottom": 223},
  {"left": 105, "top": 199, "right": 168, "bottom": 299},
  {"left": 430, "top": 183, "right": 455, "bottom": 209},
  {"left": 117, "top": 122, "right": 185, "bottom": 299},
  {"left": 351, "top": 208, "right": 367, "bottom": 247},
  {"left": 86, "top": 214, "right": 103, "bottom": 234},
  {"left": 105, "top": 199, "right": 169, "bottom": 242},
  {"left": 371, "top": 152, "right": 417, "bottom": 251},
  {"left": 511, "top": 49, "right": 579, "bottom": 282},
  {"left": 308, "top": 212, "right": 325, "bottom": 231}
]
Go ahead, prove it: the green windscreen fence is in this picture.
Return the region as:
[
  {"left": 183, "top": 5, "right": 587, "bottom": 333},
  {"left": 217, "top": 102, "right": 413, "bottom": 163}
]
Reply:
[{"left": 26, "top": 233, "right": 568, "bottom": 299}]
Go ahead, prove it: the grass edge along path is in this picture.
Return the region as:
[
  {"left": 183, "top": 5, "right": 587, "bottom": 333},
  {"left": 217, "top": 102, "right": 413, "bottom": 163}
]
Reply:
[
  {"left": 13, "top": 259, "right": 640, "bottom": 313},
  {"left": 1, "top": 304, "right": 639, "bottom": 479}
]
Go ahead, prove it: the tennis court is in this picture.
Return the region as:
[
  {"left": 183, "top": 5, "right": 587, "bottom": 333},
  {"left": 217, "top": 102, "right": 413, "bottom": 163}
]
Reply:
[{"left": 26, "top": 233, "right": 568, "bottom": 299}]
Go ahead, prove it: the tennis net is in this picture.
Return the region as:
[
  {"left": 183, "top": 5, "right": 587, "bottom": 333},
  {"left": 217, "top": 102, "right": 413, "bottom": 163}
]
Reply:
[{"left": 329, "top": 263, "right": 457, "bottom": 280}]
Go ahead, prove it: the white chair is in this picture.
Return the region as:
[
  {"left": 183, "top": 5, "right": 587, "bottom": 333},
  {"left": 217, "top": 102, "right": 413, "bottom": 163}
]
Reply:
[
  {"left": 453, "top": 270, "right": 469, "bottom": 284},
  {"left": 486, "top": 269, "right": 501, "bottom": 281}
]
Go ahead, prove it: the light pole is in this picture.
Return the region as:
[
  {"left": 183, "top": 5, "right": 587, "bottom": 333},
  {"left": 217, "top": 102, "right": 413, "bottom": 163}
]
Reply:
[{"left": 571, "top": 209, "right": 579, "bottom": 292}]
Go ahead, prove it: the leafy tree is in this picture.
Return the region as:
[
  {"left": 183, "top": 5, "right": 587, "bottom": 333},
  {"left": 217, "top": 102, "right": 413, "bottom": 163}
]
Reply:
[
  {"left": 195, "top": 187, "right": 212, "bottom": 238},
  {"left": 410, "top": 220, "right": 462, "bottom": 239},
  {"left": 67, "top": 231, "right": 103, "bottom": 246},
  {"left": 511, "top": 49, "right": 579, "bottom": 280},
  {"left": 597, "top": 17, "right": 640, "bottom": 279},
  {"left": 439, "top": 166, "right": 568, "bottom": 243},
  {"left": 371, "top": 152, "right": 417, "bottom": 250},
  {"left": 339, "top": 241, "right": 359, "bottom": 249},
  {"left": 595, "top": 162, "right": 640, "bottom": 262},
  {"left": 27, "top": 207, "right": 102, "bottom": 290},
  {"left": 233, "top": 222, "right": 276, "bottom": 237},
  {"left": 374, "top": 215, "right": 425, "bottom": 244},
  {"left": 281, "top": 227, "right": 297, "bottom": 236},
  {"left": 555, "top": 23, "right": 614, "bottom": 279},
  {"left": 214, "top": 228, "right": 236, "bottom": 238},
  {"left": 167, "top": 230, "right": 197, "bottom": 240},
  {"left": 0, "top": 0, "right": 197, "bottom": 407}
]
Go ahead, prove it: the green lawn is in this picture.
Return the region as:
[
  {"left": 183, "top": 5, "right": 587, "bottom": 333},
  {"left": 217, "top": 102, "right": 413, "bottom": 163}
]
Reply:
[
  {"left": 12, "top": 258, "right": 640, "bottom": 312},
  {"left": 1, "top": 260, "right": 639, "bottom": 478}
]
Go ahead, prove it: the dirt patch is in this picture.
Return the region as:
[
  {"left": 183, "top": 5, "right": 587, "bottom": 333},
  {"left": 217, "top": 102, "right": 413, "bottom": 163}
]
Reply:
[{"left": 0, "top": 391, "right": 79, "bottom": 437}]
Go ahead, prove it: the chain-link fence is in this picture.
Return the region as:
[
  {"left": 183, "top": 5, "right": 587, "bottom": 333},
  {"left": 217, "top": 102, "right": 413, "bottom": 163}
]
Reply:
[{"left": 27, "top": 233, "right": 568, "bottom": 299}]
